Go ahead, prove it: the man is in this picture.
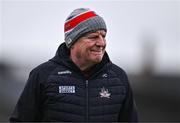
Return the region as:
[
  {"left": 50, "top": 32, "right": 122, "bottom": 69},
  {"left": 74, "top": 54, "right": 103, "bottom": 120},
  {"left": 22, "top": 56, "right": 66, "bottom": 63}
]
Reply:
[{"left": 10, "top": 8, "right": 138, "bottom": 122}]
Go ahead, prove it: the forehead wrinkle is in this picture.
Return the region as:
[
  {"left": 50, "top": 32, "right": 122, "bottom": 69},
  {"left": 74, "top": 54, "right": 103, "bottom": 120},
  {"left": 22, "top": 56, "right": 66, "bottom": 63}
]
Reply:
[{"left": 88, "top": 30, "right": 106, "bottom": 36}]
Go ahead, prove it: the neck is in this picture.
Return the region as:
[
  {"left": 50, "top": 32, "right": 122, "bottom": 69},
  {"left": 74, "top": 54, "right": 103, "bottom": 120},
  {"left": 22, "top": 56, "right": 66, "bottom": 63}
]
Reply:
[{"left": 70, "top": 55, "right": 95, "bottom": 72}]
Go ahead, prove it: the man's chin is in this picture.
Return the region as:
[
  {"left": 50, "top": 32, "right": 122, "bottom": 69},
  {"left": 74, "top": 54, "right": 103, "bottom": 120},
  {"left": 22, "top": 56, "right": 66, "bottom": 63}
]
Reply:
[{"left": 91, "top": 57, "right": 103, "bottom": 64}]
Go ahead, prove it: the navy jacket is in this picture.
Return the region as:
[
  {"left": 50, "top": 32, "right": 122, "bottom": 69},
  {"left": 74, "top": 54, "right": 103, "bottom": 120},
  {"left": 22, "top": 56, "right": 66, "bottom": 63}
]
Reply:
[{"left": 10, "top": 43, "right": 138, "bottom": 122}]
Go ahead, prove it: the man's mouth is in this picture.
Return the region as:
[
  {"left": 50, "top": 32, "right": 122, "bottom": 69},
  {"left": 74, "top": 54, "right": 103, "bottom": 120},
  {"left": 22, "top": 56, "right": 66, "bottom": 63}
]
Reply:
[{"left": 90, "top": 50, "right": 103, "bottom": 55}]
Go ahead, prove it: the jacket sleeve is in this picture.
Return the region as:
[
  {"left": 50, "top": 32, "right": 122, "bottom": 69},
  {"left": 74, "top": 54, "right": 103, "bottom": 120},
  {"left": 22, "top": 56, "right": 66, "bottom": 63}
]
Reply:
[
  {"left": 118, "top": 71, "right": 138, "bottom": 122},
  {"left": 9, "top": 69, "right": 42, "bottom": 122}
]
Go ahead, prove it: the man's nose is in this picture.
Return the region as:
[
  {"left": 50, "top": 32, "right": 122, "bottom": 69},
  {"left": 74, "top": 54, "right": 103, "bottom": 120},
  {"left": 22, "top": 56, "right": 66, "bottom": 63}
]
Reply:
[{"left": 96, "top": 35, "right": 106, "bottom": 46}]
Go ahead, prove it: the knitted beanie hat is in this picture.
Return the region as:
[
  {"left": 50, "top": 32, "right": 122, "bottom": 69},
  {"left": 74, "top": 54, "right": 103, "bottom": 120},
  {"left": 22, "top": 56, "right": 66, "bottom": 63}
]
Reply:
[{"left": 64, "top": 8, "right": 107, "bottom": 48}]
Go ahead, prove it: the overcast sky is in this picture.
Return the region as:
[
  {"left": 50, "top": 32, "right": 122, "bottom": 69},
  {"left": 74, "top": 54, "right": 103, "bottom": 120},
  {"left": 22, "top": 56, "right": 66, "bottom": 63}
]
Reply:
[{"left": 1, "top": 0, "right": 180, "bottom": 75}]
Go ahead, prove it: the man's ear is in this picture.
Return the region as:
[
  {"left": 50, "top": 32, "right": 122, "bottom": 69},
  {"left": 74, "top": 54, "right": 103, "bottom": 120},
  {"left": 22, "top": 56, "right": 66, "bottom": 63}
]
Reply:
[{"left": 70, "top": 45, "right": 74, "bottom": 49}]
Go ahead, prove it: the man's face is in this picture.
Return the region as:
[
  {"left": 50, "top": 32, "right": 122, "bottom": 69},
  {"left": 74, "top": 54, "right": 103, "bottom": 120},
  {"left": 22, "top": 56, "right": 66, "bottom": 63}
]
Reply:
[{"left": 71, "top": 30, "right": 106, "bottom": 65}]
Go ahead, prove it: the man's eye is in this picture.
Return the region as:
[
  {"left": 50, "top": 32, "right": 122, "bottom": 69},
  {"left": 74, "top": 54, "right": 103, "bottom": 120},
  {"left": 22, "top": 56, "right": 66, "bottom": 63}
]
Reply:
[{"left": 102, "top": 35, "right": 106, "bottom": 38}]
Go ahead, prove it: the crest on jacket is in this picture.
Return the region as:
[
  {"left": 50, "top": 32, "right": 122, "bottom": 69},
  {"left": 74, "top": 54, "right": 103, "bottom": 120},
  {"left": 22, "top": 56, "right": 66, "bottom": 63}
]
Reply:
[{"left": 99, "top": 87, "right": 111, "bottom": 98}]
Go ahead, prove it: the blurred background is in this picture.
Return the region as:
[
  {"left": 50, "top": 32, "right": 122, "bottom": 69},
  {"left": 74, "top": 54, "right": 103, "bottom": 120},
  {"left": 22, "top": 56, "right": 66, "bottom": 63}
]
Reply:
[{"left": 0, "top": 0, "right": 180, "bottom": 121}]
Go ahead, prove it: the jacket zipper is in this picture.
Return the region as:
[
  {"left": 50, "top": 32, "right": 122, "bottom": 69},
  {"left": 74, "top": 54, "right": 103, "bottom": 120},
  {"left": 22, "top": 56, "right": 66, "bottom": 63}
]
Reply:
[{"left": 85, "top": 80, "right": 89, "bottom": 122}]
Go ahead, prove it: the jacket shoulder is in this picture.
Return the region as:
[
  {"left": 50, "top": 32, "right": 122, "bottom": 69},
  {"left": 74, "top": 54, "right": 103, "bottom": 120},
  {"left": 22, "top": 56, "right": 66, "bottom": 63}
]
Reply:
[
  {"left": 29, "top": 60, "right": 58, "bottom": 82},
  {"left": 109, "top": 63, "right": 129, "bottom": 84},
  {"left": 110, "top": 63, "right": 126, "bottom": 74},
  {"left": 32, "top": 60, "right": 57, "bottom": 72}
]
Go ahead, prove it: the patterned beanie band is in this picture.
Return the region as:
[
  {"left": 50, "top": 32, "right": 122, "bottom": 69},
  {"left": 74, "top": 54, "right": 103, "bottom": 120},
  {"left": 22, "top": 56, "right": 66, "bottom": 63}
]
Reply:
[{"left": 64, "top": 8, "right": 107, "bottom": 48}]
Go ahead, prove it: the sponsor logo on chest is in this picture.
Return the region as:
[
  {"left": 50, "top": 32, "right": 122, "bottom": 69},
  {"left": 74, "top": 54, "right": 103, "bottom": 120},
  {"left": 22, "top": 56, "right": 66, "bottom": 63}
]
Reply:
[{"left": 59, "top": 86, "right": 75, "bottom": 93}]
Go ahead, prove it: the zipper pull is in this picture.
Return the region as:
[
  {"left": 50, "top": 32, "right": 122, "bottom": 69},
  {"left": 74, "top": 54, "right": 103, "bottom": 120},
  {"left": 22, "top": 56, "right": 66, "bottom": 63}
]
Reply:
[{"left": 86, "top": 80, "right": 88, "bottom": 87}]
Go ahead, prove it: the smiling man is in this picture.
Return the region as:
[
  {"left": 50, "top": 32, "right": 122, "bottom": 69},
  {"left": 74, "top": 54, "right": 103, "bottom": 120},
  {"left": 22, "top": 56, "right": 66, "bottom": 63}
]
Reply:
[{"left": 10, "top": 8, "right": 138, "bottom": 122}]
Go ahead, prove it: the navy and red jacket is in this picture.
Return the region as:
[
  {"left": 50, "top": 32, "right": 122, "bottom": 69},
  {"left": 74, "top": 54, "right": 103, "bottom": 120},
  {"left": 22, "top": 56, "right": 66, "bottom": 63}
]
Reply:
[{"left": 10, "top": 43, "right": 138, "bottom": 122}]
